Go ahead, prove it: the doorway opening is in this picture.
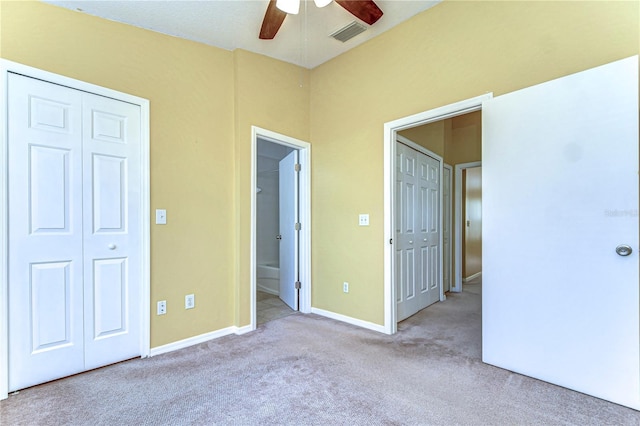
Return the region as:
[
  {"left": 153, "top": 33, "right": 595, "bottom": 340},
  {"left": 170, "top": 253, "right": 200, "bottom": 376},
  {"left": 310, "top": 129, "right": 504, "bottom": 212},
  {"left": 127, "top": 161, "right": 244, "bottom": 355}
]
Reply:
[
  {"left": 383, "top": 94, "right": 492, "bottom": 334},
  {"left": 250, "top": 127, "right": 311, "bottom": 329},
  {"left": 453, "top": 162, "right": 482, "bottom": 292}
]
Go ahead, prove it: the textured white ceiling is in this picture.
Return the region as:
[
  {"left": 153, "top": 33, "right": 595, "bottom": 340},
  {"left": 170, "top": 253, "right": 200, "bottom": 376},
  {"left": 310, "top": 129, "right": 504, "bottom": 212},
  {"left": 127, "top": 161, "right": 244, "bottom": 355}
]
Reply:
[{"left": 43, "top": 0, "right": 441, "bottom": 68}]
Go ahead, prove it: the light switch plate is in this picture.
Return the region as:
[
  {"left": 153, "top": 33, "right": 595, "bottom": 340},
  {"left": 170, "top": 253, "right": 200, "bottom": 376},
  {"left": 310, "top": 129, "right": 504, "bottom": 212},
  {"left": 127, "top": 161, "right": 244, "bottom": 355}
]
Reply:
[
  {"left": 359, "top": 214, "right": 369, "bottom": 226},
  {"left": 185, "top": 294, "right": 195, "bottom": 310},
  {"left": 156, "top": 209, "right": 167, "bottom": 225}
]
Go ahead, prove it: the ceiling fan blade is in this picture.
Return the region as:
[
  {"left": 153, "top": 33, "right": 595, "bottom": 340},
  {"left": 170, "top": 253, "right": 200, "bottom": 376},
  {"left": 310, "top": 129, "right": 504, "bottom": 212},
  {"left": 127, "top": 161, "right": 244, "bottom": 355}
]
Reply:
[
  {"left": 259, "top": 0, "right": 288, "bottom": 39},
  {"left": 335, "top": 0, "right": 383, "bottom": 25}
]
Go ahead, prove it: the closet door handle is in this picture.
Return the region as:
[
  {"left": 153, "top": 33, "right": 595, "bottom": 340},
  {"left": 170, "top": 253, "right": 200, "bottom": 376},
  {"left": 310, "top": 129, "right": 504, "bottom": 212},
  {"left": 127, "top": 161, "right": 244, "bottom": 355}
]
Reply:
[
  {"left": 276, "top": 235, "right": 282, "bottom": 240},
  {"left": 108, "top": 244, "right": 117, "bottom": 250}
]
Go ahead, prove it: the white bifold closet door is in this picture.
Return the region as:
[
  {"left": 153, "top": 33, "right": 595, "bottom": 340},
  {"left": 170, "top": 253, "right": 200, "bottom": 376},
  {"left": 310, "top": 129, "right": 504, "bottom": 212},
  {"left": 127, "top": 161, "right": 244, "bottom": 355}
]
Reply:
[
  {"left": 396, "top": 142, "right": 440, "bottom": 322},
  {"left": 8, "top": 73, "right": 142, "bottom": 391}
]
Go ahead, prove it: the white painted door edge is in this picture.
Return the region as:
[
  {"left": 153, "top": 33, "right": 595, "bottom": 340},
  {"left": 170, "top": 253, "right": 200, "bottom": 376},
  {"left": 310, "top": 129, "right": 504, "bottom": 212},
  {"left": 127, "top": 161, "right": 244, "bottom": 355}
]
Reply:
[
  {"left": 0, "top": 59, "right": 151, "bottom": 401},
  {"left": 250, "top": 126, "right": 312, "bottom": 331},
  {"left": 383, "top": 93, "right": 492, "bottom": 335},
  {"left": 453, "top": 161, "right": 482, "bottom": 293}
]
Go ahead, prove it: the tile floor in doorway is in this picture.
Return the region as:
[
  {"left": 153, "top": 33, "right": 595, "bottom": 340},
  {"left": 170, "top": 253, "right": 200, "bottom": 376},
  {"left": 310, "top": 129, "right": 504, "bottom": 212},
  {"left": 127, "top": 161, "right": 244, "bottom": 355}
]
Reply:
[{"left": 257, "top": 291, "right": 296, "bottom": 325}]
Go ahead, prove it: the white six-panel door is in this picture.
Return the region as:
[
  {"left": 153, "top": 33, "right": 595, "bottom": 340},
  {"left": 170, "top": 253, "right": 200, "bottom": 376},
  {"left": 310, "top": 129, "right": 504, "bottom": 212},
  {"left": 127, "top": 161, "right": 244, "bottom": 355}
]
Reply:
[
  {"left": 82, "top": 93, "right": 142, "bottom": 370},
  {"left": 8, "top": 73, "right": 142, "bottom": 391},
  {"left": 482, "top": 56, "right": 639, "bottom": 409},
  {"left": 396, "top": 141, "right": 440, "bottom": 322},
  {"left": 8, "top": 74, "right": 86, "bottom": 390}
]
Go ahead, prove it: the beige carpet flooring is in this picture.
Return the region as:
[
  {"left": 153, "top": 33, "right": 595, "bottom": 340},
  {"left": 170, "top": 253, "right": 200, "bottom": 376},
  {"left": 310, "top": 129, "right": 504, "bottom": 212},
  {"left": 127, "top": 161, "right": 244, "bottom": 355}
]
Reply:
[{"left": 1, "top": 283, "right": 639, "bottom": 425}]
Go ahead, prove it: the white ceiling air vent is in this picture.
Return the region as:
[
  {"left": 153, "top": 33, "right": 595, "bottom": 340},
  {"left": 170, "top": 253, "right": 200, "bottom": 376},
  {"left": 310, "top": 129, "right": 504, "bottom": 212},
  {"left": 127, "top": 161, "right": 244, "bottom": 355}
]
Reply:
[{"left": 330, "top": 21, "right": 367, "bottom": 43}]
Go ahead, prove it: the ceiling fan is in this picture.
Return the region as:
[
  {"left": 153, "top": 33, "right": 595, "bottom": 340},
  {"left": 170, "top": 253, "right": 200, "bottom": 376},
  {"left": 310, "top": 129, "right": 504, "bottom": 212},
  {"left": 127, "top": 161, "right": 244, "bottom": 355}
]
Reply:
[{"left": 259, "top": 0, "right": 383, "bottom": 40}]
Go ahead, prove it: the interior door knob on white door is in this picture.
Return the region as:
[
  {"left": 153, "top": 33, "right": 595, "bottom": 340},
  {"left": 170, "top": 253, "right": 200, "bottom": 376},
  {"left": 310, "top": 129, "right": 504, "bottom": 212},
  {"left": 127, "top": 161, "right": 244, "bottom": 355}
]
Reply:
[
  {"left": 409, "top": 240, "right": 413, "bottom": 244},
  {"left": 108, "top": 244, "right": 117, "bottom": 250},
  {"left": 616, "top": 244, "right": 632, "bottom": 256}
]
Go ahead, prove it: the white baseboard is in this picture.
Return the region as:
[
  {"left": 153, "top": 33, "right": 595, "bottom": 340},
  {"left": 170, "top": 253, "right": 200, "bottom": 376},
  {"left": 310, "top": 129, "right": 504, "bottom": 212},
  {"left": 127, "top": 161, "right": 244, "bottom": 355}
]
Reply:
[
  {"left": 234, "top": 324, "right": 254, "bottom": 335},
  {"left": 311, "top": 307, "right": 387, "bottom": 334},
  {"left": 463, "top": 271, "right": 482, "bottom": 283},
  {"left": 149, "top": 324, "right": 253, "bottom": 357}
]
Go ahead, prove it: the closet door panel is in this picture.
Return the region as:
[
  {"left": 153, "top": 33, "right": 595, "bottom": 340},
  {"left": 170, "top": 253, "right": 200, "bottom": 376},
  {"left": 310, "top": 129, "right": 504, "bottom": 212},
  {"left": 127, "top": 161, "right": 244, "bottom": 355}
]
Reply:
[
  {"left": 82, "top": 93, "right": 142, "bottom": 369},
  {"left": 7, "top": 73, "right": 85, "bottom": 391}
]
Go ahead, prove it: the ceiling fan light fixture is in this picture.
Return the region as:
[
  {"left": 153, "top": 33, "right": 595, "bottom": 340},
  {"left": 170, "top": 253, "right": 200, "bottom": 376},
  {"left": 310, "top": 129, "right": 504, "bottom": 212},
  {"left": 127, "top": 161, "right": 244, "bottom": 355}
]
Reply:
[
  {"left": 276, "top": 0, "right": 299, "bottom": 14},
  {"left": 314, "top": 0, "right": 333, "bottom": 7}
]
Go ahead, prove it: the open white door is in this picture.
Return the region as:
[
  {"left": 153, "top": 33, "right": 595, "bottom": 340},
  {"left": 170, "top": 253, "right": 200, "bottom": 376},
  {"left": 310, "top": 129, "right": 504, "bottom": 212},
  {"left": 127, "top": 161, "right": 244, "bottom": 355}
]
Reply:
[
  {"left": 278, "top": 150, "right": 299, "bottom": 311},
  {"left": 482, "top": 56, "right": 639, "bottom": 409}
]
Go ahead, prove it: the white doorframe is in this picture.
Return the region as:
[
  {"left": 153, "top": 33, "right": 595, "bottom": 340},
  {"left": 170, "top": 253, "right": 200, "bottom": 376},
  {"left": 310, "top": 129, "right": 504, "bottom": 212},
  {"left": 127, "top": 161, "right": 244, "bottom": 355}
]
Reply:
[
  {"left": 0, "top": 59, "right": 151, "bottom": 400},
  {"left": 250, "top": 126, "right": 311, "bottom": 329},
  {"left": 443, "top": 163, "right": 453, "bottom": 293},
  {"left": 383, "top": 94, "right": 492, "bottom": 335},
  {"left": 452, "top": 161, "right": 482, "bottom": 293}
]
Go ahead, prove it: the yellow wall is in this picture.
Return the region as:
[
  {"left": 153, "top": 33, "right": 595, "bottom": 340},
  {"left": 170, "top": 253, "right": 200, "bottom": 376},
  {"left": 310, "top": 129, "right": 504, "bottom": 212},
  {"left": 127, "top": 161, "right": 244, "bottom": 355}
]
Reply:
[
  {"left": 232, "top": 49, "right": 310, "bottom": 325},
  {"left": 447, "top": 112, "right": 482, "bottom": 166},
  {"left": 2, "top": 0, "right": 638, "bottom": 342},
  {"left": 398, "top": 120, "right": 446, "bottom": 157},
  {"left": 310, "top": 0, "right": 639, "bottom": 324},
  {"left": 0, "top": 1, "right": 309, "bottom": 347}
]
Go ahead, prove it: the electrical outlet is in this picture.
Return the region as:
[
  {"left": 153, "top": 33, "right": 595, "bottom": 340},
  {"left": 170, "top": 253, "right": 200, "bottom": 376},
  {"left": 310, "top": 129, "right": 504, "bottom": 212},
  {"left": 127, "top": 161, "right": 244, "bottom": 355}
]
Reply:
[
  {"left": 157, "top": 300, "right": 167, "bottom": 315},
  {"left": 343, "top": 282, "right": 349, "bottom": 293},
  {"left": 359, "top": 214, "right": 369, "bottom": 226},
  {"left": 185, "top": 294, "right": 195, "bottom": 310}
]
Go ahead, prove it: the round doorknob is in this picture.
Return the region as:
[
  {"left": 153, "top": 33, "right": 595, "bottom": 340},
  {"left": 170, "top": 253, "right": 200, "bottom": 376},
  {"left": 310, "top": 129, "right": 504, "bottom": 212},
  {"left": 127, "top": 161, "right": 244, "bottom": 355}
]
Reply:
[
  {"left": 108, "top": 244, "right": 116, "bottom": 250},
  {"left": 616, "top": 244, "right": 632, "bottom": 256},
  {"left": 423, "top": 238, "right": 428, "bottom": 242},
  {"left": 409, "top": 240, "right": 413, "bottom": 244}
]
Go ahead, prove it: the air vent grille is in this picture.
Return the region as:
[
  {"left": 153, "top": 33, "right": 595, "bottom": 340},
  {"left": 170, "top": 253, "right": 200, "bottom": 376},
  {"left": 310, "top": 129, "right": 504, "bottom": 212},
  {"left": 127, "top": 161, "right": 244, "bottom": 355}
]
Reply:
[{"left": 330, "top": 21, "right": 367, "bottom": 43}]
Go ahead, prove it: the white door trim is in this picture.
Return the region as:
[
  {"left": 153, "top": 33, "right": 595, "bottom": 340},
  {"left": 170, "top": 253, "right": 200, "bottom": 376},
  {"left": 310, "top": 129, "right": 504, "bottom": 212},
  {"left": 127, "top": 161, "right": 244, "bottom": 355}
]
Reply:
[
  {"left": 452, "top": 161, "right": 482, "bottom": 293},
  {"left": 383, "top": 94, "right": 492, "bottom": 335},
  {"left": 0, "top": 59, "right": 151, "bottom": 400},
  {"left": 443, "top": 163, "right": 453, "bottom": 293},
  {"left": 250, "top": 126, "right": 312, "bottom": 329}
]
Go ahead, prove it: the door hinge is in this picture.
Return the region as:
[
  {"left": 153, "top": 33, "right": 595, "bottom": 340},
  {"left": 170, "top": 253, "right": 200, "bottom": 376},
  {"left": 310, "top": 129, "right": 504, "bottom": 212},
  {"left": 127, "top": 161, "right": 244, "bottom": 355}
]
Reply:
[
  {"left": 294, "top": 163, "right": 301, "bottom": 172},
  {"left": 390, "top": 238, "right": 393, "bottom": 244},
  {"left": 295, "top": 222, "right": 301, "bottom": 231},
  {"left": 294, "top": 281, "right": 301, "bottom": 289}
]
